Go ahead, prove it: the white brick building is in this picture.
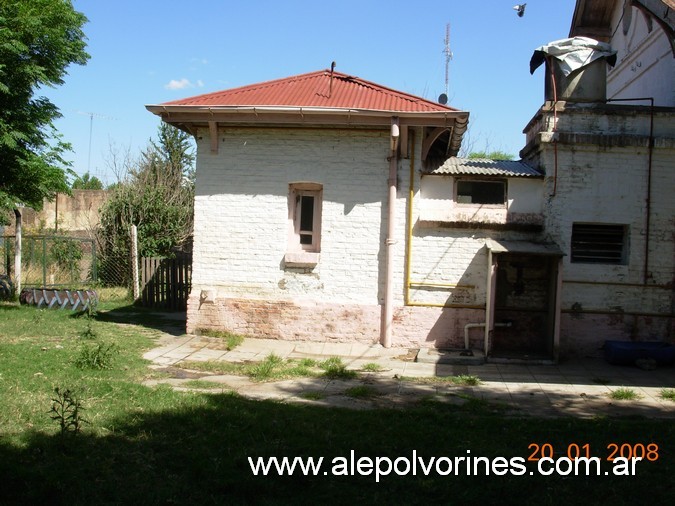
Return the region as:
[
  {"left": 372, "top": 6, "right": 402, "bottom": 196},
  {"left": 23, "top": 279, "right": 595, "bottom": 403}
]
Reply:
[{"left": 147, "top": 1, "right": 673, "bottom": 362}]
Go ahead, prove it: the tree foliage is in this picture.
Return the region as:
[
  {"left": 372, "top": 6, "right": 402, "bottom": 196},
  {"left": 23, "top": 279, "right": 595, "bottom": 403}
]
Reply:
[
  {"left": 467, "top": 151, "right": 515, "bottom": 161},
  {"left": 0, "top": 0, "right": 88, "bottom": 221},
  {"left": 96, "top": 124, "right": 195, "bottom": 285},
  {"left": 72, "top": 172, "right": 103, "bottom": 190}
]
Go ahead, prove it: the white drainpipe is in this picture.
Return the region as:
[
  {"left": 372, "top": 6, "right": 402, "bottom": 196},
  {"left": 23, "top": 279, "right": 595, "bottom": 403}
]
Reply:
[{"left": 381, "top": 117, "right": 400, "bottom": 348}]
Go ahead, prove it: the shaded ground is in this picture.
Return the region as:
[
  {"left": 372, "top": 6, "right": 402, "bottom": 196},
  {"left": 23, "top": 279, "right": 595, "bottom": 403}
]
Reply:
[{"left": 139, "top": 315, "right": 675, "bottom": 418}]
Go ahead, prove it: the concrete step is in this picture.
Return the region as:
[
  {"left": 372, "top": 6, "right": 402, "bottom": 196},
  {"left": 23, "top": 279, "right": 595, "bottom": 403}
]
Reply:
[{"left": 416, "top": 347, "right": 485, "bottom": 366}]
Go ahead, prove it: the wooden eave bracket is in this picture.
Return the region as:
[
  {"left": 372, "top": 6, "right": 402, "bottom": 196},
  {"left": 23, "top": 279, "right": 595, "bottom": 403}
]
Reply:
[
  {"left": 421, "top": 127, "right": 450, "bottom": 161},
  {"left": 208, "top": 121, "right": 218, "bottom": 154},
  {"left": 399, "top": 125, "right": 409, "bottom": 158}
]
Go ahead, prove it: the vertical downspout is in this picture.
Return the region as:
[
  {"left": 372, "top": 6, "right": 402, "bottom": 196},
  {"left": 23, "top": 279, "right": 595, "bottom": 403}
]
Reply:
[
  {"left": 606, "top": 97, "right": 654, "bottom": 284},
  {"left": 381, "top": 117, "right": 400, "bottom": 348},
  {"left": 548, "top": 57, "right": 559, "bottom": 197},
  {"left": 404, "top": 131, "right": 416, "bottom": 306}
]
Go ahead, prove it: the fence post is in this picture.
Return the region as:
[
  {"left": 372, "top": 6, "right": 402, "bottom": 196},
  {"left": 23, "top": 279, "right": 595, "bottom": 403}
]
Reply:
[
  {"left": 91, "top": 239, "right": 98, "bottom": 283},
  {"left": 131, "top": 225, "right": 140, "bottom": 301},
  {"left": 42, "top": 236, "right": 47, "bottom": 287},
  {"left": 13, "top": 208, "right": 22, "bottom": 295}
]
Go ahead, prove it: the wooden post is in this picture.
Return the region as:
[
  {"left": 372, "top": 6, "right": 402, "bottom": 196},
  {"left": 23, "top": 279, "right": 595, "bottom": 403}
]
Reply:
[
  {"left": 131, "top": 225, "right": 140, "bottom": 300},
  {"left": 13, "top": 208, "right": 22, "bottom": 296}
]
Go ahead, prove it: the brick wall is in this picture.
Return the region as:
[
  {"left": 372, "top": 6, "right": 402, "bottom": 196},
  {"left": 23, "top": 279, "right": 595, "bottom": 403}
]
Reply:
[
  {"left": 188, "top": 126, "right": 390, "bottom": 341},
  {"left": 523, "top": 103, "right": 675, "bottom": 355},
  {"left": 187, "top": 125, "right": 552, "bottom": 349}
]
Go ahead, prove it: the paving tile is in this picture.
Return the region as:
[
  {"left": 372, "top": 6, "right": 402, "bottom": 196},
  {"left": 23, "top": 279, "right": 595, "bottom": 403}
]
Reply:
[
  {"left": 219, "top": 351, "right": 259, "bottom": 362},
  {"left": 400, "top": 362, "right": 438, "bottom": 377},
  {"left": 187, "top": 349, "right": 228, "bottom": 361},
  {"left": 139, "top": 330, "right": 675, "bottom": 418},
  {"left": 292, "top": 343, "right": 326, "bottom": 356}
]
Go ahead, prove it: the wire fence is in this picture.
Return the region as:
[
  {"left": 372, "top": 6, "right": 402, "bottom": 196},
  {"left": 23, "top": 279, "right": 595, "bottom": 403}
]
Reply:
[
  {"left": 1, "top": 232, "right": 192, "bottom": 306},
  {"left": 0, "top": 234, "right": 130, "bottom": 290}
]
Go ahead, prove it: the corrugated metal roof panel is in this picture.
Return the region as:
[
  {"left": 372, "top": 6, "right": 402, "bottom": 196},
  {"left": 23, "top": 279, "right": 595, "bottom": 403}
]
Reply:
[
  {"left": 427, "top": 157, "right": 543, "bottom": 177},
  {"left": 162, "top": 69, "right": 460, "bottom": 113},
  {"left": 486, "top": 239, "right": 564, "bottom": 256}
]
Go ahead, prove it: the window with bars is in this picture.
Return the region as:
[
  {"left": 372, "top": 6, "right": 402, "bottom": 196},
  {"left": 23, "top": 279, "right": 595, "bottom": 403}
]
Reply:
[{"left": 571, "top": 223, "right": 627, "bottom": 264}]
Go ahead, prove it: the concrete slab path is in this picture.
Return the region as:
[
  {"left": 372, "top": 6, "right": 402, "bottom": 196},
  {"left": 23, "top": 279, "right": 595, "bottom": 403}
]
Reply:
[{"left": 142, "top": 332, "right": 675, "bottom": 418}]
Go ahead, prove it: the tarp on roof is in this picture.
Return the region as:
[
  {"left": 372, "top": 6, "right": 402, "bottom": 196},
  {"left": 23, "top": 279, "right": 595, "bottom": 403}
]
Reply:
[{"left": 530, "top": 36, "right": 617, "bottom": 76}]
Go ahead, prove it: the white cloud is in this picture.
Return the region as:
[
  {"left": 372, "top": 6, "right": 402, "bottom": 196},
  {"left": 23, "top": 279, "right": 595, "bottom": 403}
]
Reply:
[{"left": 165, "top": 78, "right": 197, "bottom": 90}]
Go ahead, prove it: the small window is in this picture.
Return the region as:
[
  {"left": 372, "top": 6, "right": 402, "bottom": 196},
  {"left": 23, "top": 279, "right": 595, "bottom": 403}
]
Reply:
[
  {"left": 571, "top": 223, "right": 627, "bottom": 264},
  {"left": 298, "top": 194, "right": 316, "bottom": 246},
  {"left": 288, "top": 183, "right": 322, "bottom": 254},
  {"left": 456, "top": 180, "right": 505, "bottom": 205}
]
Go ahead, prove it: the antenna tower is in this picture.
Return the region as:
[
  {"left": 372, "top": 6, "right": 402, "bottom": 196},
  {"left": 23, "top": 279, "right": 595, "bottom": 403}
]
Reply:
[
  {"left": 76, "top": 111, "right": 116, "bottom": 173},
  {"left": 444, "top": 23, "right": 453, "bottom": 97}
]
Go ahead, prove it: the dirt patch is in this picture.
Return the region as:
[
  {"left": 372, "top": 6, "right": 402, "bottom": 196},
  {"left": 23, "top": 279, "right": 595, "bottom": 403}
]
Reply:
[
  {"left": 155, "top": 366, "right": 210, "bottom": 379},
  {"left": 394, "top": 348, "right": 419, "bottom": 362}
]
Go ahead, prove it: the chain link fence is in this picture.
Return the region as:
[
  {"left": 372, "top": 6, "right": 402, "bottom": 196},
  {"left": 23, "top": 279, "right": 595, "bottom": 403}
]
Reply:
[{"left": 1, "top": 234, "right": 131, "bottom": 291}]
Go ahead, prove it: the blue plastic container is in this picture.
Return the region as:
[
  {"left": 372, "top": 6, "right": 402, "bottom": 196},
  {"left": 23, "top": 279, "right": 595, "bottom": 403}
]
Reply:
[{"left": 604, "top": 340, "right": 675, "bottom": 366}]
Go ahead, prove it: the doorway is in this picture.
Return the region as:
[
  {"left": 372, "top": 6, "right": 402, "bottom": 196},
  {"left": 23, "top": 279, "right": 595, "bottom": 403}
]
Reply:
[{"left": 485, "top": 240, "right": 563, "bottom": 362}]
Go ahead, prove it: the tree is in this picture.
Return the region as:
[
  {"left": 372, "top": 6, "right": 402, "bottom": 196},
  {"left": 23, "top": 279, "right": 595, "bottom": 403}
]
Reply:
[
  {"left": 467, "top": 151, "right": 515, "bottom": 161},
  {"left": 72, "top": 172, "right": 104, "bottom": 190},
  {"left": 96, "top": 124, "right": 195, "bottom": 286},
  {"left": 0, "top": 0, "right": 88, "bottom": 222}
]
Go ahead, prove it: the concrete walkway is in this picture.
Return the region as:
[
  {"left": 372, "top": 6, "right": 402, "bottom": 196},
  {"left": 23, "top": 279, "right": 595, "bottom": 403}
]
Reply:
[{"left": 143, "top": 333, "right": 675, "bottom": 418}]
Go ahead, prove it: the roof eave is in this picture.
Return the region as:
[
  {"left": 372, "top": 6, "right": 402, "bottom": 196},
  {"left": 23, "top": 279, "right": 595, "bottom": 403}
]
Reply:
[{"left": 145, "top": 104, "right": 468, "bottom": 127}]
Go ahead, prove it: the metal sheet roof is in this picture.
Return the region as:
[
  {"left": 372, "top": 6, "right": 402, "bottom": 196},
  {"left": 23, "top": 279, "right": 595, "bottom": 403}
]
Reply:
[
  {"left": 426, "top": 157, "right": 543, "bottom": 177},
  {"left": 161, "top": 69, "right": 461, "bottom": 113},
  {"left": 486, "top": 239, "right": 564, "bottom": 256}
]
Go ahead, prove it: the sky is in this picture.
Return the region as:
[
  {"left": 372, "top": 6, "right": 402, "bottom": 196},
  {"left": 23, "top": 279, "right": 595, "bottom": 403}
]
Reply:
[{"left": 44, "top": 0, "right": 577, "bottom": 186}]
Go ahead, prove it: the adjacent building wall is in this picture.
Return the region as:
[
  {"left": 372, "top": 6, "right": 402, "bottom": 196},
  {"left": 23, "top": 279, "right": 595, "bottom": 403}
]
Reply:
[
  {"left": 522, "top": 102, "right": 675, "bottom": 356},
  {"left": 5, "top": 190, "right": 108, "bottom": 236},
  {"left": 606, "top": 2, "right": 675, "bottom": 106}
]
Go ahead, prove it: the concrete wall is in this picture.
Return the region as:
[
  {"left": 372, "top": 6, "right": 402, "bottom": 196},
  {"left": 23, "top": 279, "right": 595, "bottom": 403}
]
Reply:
[{"left": 7, "top": 190, "right": 108, "bottom": 236}]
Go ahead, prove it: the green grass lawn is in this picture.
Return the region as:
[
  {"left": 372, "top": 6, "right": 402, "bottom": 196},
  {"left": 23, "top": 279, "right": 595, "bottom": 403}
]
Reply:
[{"left": 0, "top": 300, "right": 673, "bottom": 505}]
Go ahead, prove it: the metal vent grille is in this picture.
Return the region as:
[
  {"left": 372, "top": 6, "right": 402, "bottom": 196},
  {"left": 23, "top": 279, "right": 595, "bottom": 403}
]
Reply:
[{"left": 571, "top": 224, "right": 626, "bottom": 264}]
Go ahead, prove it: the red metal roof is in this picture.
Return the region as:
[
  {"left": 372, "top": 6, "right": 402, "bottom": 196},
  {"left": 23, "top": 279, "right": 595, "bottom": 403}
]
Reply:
[{"left": 161, "top": 69, "right": 459, "bottom": 113}]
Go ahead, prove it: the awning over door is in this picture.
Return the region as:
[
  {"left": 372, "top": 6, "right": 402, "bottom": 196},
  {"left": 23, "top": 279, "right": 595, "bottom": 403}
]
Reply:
[{"left": 485, "top": 239, "right": 565, "bottom": 257}]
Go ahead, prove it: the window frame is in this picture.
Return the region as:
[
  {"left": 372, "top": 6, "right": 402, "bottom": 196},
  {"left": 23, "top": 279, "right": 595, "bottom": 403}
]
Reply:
[
  {"left": 454, "top": 178, "right": 507, "bottom": 207},
  {"left": 286, "top": 182, "right": 323, "bottom": 266}
]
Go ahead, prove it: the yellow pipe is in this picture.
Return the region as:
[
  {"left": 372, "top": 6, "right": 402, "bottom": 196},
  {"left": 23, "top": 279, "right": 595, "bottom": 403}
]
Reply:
[
  {"left": 410, "top": 281, "right": 475, "bottom": 289},
  {"left": 405, "top": 301, "right": 485, "bottom": 309},
  {"left": 404, "top": 130, "right": 415, "bottom": 306}
]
